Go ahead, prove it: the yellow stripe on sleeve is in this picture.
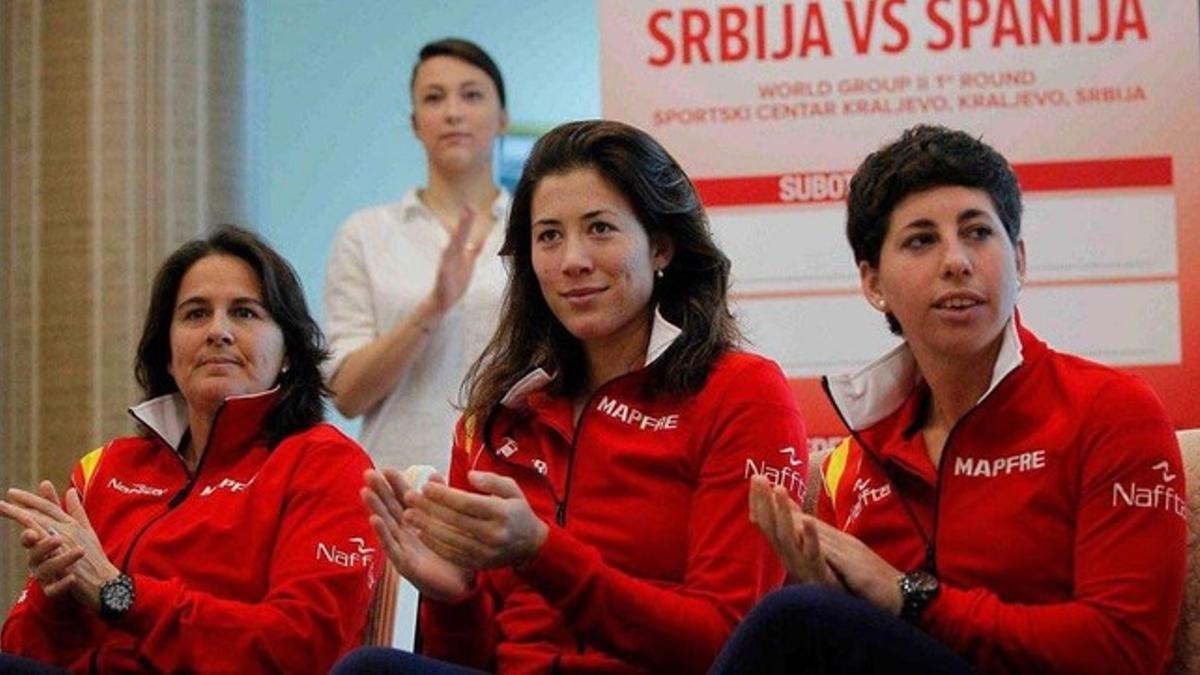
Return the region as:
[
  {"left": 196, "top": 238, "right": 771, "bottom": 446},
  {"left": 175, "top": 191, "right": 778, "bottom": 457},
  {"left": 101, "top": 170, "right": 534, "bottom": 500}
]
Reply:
[
  {"left": 78, "top": 446, "right": 105, "bottom": 494},
  {"left": 462, "top": 415, "right": 477, "bottom": 457},
  {"left": 823, "top": 437, "right": 852, "bottom": 511}
]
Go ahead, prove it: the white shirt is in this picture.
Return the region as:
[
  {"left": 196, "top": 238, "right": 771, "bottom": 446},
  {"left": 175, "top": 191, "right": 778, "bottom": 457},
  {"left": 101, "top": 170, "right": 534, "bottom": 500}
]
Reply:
[{"left": 323, "top": 187, "right": 511, "bottom": 473}]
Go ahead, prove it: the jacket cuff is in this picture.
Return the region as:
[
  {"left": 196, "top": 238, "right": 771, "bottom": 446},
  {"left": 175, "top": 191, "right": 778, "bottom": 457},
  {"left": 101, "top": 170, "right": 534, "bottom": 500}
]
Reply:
[
  {"left": 422, "top": 578, "right": 491, "bottom": 627},
  {"left": 22, "top": 580, "right": 78, "bottom": 624},
  {"left": 111, "top": 573, "right": 171, "bottom": 635},
  {"left": 919, "top": 583, "right": 969, "bottom": 649},
  {"left": 514, "top": 524, "right": 599, "bottom": 604}
]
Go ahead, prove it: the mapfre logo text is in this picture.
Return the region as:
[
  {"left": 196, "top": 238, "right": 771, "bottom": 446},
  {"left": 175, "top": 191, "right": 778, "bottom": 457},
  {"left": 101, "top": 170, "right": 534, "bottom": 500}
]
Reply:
[
  {"left": 953, "top": 450, "right": 1046, "bottom": 478},
  {"left": 596, "top": 396, "right": 679, "bottom": 431},
  {"left": 200, "top": 476, "right": 256, "bottom": 497}
]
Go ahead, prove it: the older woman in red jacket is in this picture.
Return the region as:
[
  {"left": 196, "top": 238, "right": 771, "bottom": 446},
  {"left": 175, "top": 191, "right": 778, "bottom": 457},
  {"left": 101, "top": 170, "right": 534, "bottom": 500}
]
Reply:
[{"left": 1, "top": 226, "right": 379, "bottom": 674}]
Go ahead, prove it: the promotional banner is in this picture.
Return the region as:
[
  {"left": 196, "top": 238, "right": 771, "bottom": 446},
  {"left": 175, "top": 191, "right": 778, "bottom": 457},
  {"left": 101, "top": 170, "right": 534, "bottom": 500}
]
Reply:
[{"left": 600, "top": 0, "right": 1200, "bottom": 447}]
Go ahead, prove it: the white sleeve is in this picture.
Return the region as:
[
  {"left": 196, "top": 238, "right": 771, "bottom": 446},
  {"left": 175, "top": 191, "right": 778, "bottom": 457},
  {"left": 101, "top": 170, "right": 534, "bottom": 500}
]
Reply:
[{"left": 322, "top": 220, "right": 377, "bottom": 382}]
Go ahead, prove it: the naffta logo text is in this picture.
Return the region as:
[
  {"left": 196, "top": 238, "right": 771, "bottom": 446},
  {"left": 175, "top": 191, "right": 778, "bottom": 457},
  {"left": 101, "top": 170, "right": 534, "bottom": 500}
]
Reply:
[
  {"left": 1111, "top": 461, "right": 1186, "bottom": 519},
  {"left": 316, "top": 537, "right": 376, "bottom": 568},
  {"left": 744, "top": 447, "right": 805, "bottom": 498}
]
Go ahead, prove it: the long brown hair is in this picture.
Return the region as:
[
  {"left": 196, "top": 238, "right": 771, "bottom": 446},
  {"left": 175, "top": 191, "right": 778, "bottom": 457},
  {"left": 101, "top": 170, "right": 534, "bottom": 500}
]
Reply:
[{"left": 461, "top": 120, "right": 740, "bottom": 421}]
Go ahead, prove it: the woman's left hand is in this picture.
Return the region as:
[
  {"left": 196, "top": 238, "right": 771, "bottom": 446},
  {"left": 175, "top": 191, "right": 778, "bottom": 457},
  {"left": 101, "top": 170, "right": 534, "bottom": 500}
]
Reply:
[
  {"left": 812, "top": 518, "right": 904, "bottom": 615},
  {"left": 403, "top": 471, "right": 549, "bottom": 571},
  {"left": 0, "top": 481, "right": 120, "bottom": 610}
]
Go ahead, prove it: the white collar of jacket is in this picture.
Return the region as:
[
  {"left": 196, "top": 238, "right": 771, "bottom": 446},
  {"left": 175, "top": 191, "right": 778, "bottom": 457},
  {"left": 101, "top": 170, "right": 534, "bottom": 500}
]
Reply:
[
  {"left": 824, "top": 316, "right": 1024, "bottom": 432},
  {"left": 398, "top": 186, "right": 512, "bottom": 224},
  {"left": 127, "top": 387, "right": 281, "bottom": 454},
  {"left": 498, "top": 308, "right": 684, "bottom": 409}
]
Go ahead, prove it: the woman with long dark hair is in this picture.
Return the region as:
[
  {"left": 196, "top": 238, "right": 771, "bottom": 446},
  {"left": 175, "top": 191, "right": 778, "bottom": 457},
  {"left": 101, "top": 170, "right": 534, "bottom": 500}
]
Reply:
[{"left": 336, "top": 120, "right": 808, "bottom": 674}]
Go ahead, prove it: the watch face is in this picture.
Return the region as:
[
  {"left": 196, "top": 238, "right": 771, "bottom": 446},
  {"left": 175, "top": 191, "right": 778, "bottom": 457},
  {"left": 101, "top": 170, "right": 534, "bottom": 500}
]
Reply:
[
  {"left": 101, "top": 575, "right": 135, "bottom": 617},
  {"left": 900, "top": 571, "right": 939, "bottom": 622},
  {"left": 104, "top": 585, "right": 133, "bottom": 611},
  {"left": 907, "top": 571, "right": 938, "bottom": 594}
]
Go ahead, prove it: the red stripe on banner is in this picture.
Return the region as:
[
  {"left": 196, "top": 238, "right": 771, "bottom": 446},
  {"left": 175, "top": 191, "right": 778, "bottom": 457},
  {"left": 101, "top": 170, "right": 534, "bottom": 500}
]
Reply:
[
  {"left": 693, "top": 176, "right": 795, "bottom": 208},
  {"left": 693, "top": 157, "right": 1173, "bottom": 208},
  {"left": 1013, "top": 157, "right": 1173, "bottom": 192}
]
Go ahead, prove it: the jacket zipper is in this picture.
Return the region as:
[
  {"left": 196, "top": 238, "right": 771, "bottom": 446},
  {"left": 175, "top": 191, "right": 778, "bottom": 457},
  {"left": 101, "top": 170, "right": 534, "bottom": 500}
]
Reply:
[
  {"left": 118, "top": 416, "right": 216, "bottom": 571},
  {"left": 556, "top": 391, "right": 593, "bottom": 526},
  {"left": 556, "top": 378, "right": 629, "bottom": 527},
  {"left": 548, "top": 382, "right": 629, "bottom": 665},
  {"left": 89, "top": 404, "right": 224, "bottom": 674},
  {"left": 486, "top": 368, "right": 661, "bottom": 667},
  {"left": 925, "top": 366, "right": 1020, "bottom": 574},
  {"left": 821, "top": 365, "right": 1022, "bottom": 575}
]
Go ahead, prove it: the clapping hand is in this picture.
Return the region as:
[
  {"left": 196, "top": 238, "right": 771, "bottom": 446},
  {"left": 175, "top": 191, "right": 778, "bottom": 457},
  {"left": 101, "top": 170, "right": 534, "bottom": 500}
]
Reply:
[
  {"left": 749, "top": 475, "right": 904, "bottom": 614},
  {"left": 749, "top": 476, "right": 843, "bottom": 588},
  {"left": 361, "top": 468, "right": 473, "bottom": 603},
  {"left": 0, "top": 480, "right": 120, "bottom": 609},
  {"left": 812, "top": 517, "right": 903, "bottom": 615},
  {"left": 428, "top": 206, "right": 492, "bottom": 316},
  {"left": 402, "top": 470, "right": 549, "bottom": 571}
]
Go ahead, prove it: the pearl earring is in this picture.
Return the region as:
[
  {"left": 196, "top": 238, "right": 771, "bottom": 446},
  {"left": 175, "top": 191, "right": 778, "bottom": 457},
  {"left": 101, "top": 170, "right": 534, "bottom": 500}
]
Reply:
[{"left": 655, "top": 269, "right": 664, "bottom": 279}]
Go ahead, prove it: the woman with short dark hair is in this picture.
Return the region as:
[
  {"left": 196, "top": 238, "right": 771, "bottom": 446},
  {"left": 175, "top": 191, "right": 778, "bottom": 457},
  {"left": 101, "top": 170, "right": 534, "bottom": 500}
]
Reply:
[
  {"left": 1, "top": 226, "right": 379, "bottom": 673},
  {"left": 335, "top": 120, "right": 808, "bottom": 674},
  {"left": 713, "top": 125, "right": 1187, "bottom": 674}
]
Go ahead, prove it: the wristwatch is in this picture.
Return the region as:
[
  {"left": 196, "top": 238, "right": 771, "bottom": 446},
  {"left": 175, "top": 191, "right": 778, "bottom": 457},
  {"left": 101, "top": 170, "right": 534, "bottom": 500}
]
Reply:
[
  {"left": 898, "top": 570, "right": 939, "bottom": 623},
  {"left": 98, "top": 573, "right": 135, "bottom": 622}
]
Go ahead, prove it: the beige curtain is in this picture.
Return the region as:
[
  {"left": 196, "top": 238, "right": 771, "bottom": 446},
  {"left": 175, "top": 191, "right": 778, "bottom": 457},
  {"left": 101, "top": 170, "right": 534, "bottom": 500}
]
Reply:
[{"left": 1, "top": 0, "right": 245, "bottom": 614}]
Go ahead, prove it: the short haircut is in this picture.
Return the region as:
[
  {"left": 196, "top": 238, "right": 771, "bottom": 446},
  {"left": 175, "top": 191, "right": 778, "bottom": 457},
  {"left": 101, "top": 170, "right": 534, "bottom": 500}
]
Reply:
[
  {"left": 845, "top": 125, "right": 1023, "bottom": 334},
  {"left": 846, "top": 124, "right": 1022, "bottom": 269}
]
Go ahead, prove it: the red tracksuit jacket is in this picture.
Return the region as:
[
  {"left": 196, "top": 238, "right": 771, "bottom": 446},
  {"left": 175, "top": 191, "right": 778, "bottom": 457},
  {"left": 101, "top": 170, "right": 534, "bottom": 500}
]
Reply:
[
  {"left": 420, "top": 324, "right": 807, "bottom": 673},
  {"left": 820, "top": 320, "right": 1187, "bottom": 674},
  {"left": 1, "top": 389, "right": 380, "bottom": 674}
]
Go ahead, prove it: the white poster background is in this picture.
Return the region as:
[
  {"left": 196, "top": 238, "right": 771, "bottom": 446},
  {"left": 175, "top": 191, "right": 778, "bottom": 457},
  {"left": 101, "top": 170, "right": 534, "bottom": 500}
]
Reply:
[{"left": 600, "top": 0, "right": 1200, "bottom": 441}]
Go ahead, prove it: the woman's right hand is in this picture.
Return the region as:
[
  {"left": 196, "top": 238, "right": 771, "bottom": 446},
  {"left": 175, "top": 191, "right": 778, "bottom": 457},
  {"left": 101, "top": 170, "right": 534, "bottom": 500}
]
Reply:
[
  {"left": 1, "top": 481, "right": 85, "bottom": 599},
  {"left": 361, "top": 468, "right": 473, "bottom": 603},
  {"left": 2, "top": 481, "right": 122, "bottom": 608},
  {"left": 427, "top": 206, "right": 491, "bottom": 317},
  {"left": 748, "top": 476, "right": 843, "bottom": 588}
]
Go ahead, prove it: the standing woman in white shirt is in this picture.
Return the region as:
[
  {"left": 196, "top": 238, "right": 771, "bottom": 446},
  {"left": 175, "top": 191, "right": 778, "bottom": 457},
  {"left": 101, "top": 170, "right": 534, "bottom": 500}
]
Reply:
[{"left": 323, "top": 38, "right": 511, "bottom": 473}]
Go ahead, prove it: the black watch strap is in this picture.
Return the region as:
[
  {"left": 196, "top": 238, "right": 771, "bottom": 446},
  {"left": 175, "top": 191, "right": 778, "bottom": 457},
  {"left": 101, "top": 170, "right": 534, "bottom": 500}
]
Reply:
[
  {"left": 899, "top": 570, "right": 939, "bottom": 623},
  {"left": 98, "top": 573, "right": 135, "bottom": 622}
]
